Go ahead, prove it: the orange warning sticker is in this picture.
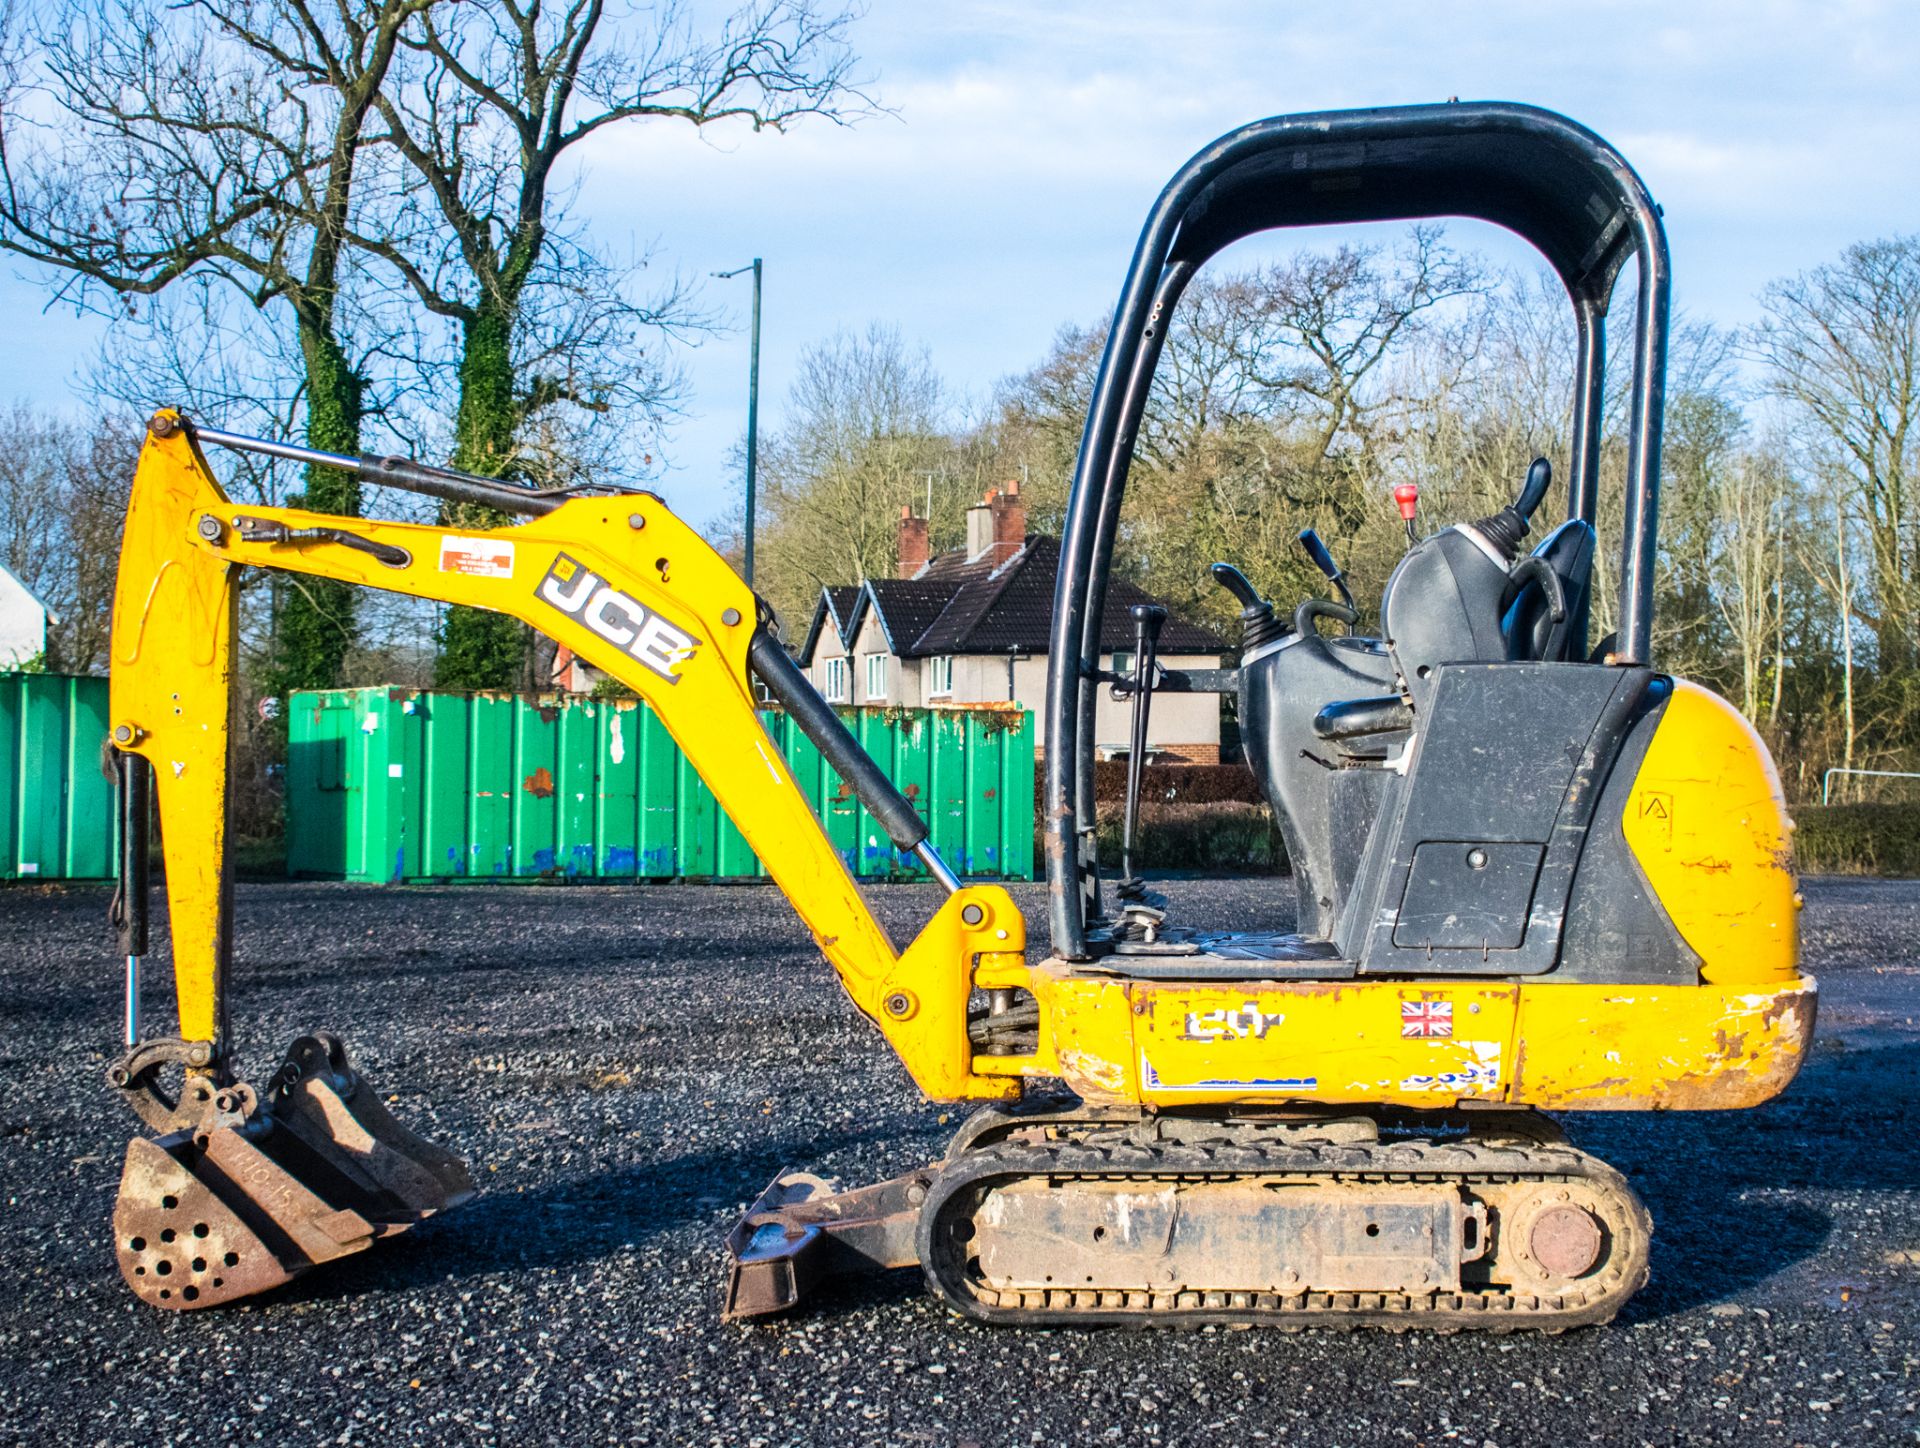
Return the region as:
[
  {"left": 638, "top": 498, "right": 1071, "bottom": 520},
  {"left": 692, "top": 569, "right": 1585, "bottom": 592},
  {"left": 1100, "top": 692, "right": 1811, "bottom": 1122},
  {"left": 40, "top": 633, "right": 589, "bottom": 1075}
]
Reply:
[{"left": 438, "top": 536, "right": 516, "bottom": 578}]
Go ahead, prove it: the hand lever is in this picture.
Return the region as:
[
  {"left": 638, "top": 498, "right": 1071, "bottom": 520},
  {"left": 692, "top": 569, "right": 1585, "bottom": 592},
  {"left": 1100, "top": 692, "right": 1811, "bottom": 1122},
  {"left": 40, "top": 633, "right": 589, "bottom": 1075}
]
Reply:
[
  {"left": 1209, "top": 562, "right": 1287, "bottom": 650},
  {"left": 1516, "top": 456, "right": 1552, "bottom": 522},
  {"left": 1472, "top": 456, "right": 1554, "bottom": 562},
  {"left": 1208, "top": 561, "right": 1264, "bottom": 611},
  {"left": 1393, "top": 483, "right": 1420, "bottom": 550},
  {"left": 1297, "top": 529, "right": 1356, "bottom": 633},
  {"left": 1119, "top": 603, "right": 1167, "bottom": 896}
]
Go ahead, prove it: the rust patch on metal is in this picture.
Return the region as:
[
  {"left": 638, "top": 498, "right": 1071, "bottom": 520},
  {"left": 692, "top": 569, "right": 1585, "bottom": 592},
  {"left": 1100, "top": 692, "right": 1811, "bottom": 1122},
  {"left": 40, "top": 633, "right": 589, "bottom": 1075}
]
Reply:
[
  {"left": 113, "top": 1033, "right": 474, "bottom": 1312},
  {"left": 1762, "top": 991, "right": 1814, "bottom": 1033},
  {"left": 1646, "top": 1009, "right": 1813, "bottom": 1110},
  {"left": 1681, "top": 855, "right": 1733, "bottom": 874},
  {"left": 1058, "top": 1047, "right": 1127, "bottom": 1099},
  {"left": 521, "top": 766, "right": 555, "bottom": 798},
  {"left": 722, "top": 1169, "right": 926, "bottom": 1320},
  {"left": 115, "top": 1136, "right": 292, "bottom": 1309}
]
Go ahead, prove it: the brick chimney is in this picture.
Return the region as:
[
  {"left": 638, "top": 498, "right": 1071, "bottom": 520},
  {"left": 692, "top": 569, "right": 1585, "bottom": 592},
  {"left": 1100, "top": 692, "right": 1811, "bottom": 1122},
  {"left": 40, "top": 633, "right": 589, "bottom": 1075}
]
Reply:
[
  {"left": 896, "top": 505, "right": 930, "bottom": 578},
  {"left": 964, "top": 479, "right": 1026, "bottom": 565}
]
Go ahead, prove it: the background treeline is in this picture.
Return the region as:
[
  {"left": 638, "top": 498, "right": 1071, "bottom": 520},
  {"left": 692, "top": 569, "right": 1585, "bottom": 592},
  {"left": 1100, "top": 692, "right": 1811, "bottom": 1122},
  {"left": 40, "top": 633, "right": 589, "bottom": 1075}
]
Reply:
[
  {"left": 0, "top": 0, "right": 1914, "bottom": 814},
  {"left": 744, "top": 227, "right": 1920, "bottom": 807},
  {"left": 0, "top": 0, "right": 865, "bottom": 694}
]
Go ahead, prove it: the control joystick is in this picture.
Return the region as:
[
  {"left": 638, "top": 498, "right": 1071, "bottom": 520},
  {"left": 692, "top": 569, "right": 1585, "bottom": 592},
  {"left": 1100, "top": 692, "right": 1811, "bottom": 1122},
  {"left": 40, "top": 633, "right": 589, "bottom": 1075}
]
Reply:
[{"left": 1471, "top": 457, "right": 1552, "bottom": 562}]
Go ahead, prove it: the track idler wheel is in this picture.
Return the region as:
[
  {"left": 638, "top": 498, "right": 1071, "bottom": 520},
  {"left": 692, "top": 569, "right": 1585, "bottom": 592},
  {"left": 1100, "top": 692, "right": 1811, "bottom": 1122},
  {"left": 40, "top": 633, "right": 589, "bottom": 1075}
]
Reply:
[{"left": 110, "top": 1033, "right": 473, "bottom": 1310}]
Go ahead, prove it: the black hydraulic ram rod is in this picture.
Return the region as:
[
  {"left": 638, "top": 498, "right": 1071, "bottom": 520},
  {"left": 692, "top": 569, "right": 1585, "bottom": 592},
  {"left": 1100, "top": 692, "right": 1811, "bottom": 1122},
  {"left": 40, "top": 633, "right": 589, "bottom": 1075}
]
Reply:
[
  {"left": 112, "top": 753, "right": 152, "bottom": 1047},
  {"left": 748, "top": 629, "right": 961, "bottom": 893}
]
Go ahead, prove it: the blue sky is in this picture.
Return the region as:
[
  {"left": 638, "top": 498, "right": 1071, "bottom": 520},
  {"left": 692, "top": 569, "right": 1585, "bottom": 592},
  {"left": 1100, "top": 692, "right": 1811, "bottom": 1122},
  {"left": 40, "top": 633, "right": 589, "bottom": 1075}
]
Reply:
[{"left": 2, "top": 0, "right": 1916, "bottom": 522}]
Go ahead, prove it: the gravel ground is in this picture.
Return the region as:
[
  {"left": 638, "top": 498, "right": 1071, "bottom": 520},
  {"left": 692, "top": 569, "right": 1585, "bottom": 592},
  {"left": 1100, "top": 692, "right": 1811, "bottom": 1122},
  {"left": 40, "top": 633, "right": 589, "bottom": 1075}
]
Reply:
[{"left": 0, "top": 874, "right": 1914, "bottom": 1447}]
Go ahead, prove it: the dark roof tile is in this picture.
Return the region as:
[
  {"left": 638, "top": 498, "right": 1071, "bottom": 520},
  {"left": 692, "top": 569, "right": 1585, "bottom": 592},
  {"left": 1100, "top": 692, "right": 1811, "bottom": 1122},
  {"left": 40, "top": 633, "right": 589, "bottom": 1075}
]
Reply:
[
  {"left": 802, "top": 535, "right": 1223, "bottom": 663},
  {"left": 796, "top": 584, "right": 863, "bottom": 664},
  {"left": 912, "top": 536, "right": 1222, "bottom": 656},
  {"left": 865, "top": 579, "right": 959, "bottom": 653}
]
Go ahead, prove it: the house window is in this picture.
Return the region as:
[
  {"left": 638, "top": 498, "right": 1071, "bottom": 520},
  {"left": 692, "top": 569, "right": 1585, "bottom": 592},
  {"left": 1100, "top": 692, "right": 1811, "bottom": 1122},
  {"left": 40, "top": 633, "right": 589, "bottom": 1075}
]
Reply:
[
  {"left": 928, "top": 654, "right": 954, "bottom": 697},
  {"left": 865, "top": 653, "right": 888, "bottom": 700},
  {"left": 822, "top": 656, "right": 849, "bottom": 701},
  {"left": 1111, "top": 649, "right": 1135, "bottom": 682}
]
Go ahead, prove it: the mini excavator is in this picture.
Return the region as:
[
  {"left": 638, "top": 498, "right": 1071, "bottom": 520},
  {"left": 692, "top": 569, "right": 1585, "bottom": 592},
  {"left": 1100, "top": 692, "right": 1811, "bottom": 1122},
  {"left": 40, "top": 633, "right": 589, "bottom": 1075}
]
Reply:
[{"left": 103, "top": 103, "right": 1813, "bottom": 1328}]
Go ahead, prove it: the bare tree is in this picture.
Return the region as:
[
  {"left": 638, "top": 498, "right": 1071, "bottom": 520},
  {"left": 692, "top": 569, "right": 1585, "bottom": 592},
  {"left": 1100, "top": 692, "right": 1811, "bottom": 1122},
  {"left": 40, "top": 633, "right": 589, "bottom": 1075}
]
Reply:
[
  {"left": 979, "top": 234, "right": 1489, "bottom": 633},
  {"left": 1711, "top": 446, "right": 1796, "bottom": 721},
  {"left": 358, "top": 0, "right": 867, "bottom": 684},
  {"left": 0, "top": 403, "right": 142, "bottom": 672},
  {"left": 1230, "top": 225, "right": 1487, "bottom": 463},
  {"left": 755, "top": 323, "right": 953, "bottom": 631},
  {"left": 1754, "top": 235, "right": 1920, "bottom": 674},
  {"left": 0, "top": 0, "right": 434, "bottom": 690}
]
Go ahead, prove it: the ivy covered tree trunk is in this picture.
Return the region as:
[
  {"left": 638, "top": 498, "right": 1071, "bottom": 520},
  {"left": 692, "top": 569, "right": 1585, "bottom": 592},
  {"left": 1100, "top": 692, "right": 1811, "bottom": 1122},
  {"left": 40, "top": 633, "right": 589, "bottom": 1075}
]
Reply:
[
  {"left": 436, "top": 305, "right": 530, "bottom": 688},
  {"left": 264, "top": 320, "right": 365, "bottom": 695}
]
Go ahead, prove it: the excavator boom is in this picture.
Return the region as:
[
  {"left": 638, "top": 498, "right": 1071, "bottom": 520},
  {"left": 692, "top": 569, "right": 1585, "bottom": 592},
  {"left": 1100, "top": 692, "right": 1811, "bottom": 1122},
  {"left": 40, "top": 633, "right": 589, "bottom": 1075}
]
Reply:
[{"left": 105, "top": 414, "right": 1019, "bottom": 1308}]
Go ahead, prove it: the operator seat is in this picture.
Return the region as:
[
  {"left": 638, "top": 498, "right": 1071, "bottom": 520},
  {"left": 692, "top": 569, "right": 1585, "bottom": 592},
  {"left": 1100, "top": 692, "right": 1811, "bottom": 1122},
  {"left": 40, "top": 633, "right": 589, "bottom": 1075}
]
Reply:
[{"left": 1502, "top": 518, "right": 1595, "bottom": 662}]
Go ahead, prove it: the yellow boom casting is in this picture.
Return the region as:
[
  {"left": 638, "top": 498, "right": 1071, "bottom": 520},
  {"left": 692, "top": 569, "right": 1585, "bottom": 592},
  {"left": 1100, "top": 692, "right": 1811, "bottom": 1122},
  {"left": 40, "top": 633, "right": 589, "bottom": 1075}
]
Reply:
[{"left": 114, "top": 417, "right": 1019, "bottom": 1104}]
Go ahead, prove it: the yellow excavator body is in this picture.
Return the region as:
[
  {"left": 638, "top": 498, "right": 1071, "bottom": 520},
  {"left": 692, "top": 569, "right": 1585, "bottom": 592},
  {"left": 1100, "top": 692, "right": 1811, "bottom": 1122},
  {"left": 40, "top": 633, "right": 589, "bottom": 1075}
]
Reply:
[
  {"left": 102, "top": 413, "right": 1812, "bottom": 1324},
  {"left": 97, "top": 102, "right": 1819, "bottom": 1330}
]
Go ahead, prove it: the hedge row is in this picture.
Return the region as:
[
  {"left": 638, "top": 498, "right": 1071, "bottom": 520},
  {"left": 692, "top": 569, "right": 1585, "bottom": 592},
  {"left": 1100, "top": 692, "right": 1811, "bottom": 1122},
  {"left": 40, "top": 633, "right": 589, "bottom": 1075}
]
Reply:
[
  {"left": 1027, "top": 764, "right": 1283, "bottom": 873},
  {"left": 1086, "top": 802, "right": 1289, "bottom": 874},
  {"left": 1087, "top": 760, "right": 1265, "bottom": 806},
  {"left": 1791, "top": 803, "right": 1920, "bottom": 877}
]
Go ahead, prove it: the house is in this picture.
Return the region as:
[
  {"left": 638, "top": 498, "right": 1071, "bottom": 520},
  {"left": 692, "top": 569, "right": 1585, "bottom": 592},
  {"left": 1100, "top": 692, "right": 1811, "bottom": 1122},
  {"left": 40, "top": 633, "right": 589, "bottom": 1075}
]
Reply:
[
  {"left": 796, "top": 481, "right": 1227, "bottom": 762},
  {"left": 0, "top": 562, "right": 55, "bottom": 669}
]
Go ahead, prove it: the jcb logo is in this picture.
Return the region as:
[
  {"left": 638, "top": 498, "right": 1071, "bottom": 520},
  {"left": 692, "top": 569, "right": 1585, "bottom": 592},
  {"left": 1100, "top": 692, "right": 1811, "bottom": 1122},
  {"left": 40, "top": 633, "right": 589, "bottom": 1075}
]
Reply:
[{"left": 536, "top": 554, "right": 700, "bottom": 683}]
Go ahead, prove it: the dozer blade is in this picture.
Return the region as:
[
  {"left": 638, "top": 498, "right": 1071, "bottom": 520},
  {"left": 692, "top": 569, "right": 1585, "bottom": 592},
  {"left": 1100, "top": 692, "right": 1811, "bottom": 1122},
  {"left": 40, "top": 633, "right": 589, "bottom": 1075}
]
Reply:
[
  {"left": 722, "top": 1168, "right": 929, "bottom": 1321},
  {"left": 112, "top": 1033, "right": 473, "bottom": 1310}
]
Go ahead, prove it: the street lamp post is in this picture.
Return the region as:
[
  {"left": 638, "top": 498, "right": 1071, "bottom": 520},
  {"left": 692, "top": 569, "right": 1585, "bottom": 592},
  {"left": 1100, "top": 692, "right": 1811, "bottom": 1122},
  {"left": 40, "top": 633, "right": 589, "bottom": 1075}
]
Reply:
[{"left": 713, "top": 259, "right": 762, "bottom": 585}]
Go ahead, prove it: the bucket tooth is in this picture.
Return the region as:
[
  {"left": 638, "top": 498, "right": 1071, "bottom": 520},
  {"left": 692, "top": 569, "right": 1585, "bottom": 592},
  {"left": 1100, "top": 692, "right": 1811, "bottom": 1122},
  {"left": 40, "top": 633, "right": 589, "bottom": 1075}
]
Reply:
[{"left": 111, "top": 1032, "right": 472, "bottom": 1311}]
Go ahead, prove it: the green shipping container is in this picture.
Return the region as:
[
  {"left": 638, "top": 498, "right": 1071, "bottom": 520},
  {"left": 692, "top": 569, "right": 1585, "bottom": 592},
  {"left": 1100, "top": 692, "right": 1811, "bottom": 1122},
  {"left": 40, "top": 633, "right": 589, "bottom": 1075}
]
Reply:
[
  {"left": 0, "top": 672, "right": 116, "bottom": 880},
  {"left": 285, "top": 687, "right": 1035, "bottom": 884}
]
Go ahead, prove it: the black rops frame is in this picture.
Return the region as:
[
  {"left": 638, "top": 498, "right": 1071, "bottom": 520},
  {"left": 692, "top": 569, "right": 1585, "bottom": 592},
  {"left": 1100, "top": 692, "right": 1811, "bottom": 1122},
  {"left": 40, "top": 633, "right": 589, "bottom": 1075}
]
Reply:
[{"left": 1043, "top": 101, "right": 1673, "bottom": 959}]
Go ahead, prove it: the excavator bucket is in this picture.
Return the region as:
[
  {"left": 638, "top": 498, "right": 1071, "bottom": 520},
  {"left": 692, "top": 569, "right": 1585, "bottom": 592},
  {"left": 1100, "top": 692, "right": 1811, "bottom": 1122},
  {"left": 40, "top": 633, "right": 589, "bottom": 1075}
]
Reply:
[{"left": 112, "top": 1034, "right": 473, "bottom": 1310}]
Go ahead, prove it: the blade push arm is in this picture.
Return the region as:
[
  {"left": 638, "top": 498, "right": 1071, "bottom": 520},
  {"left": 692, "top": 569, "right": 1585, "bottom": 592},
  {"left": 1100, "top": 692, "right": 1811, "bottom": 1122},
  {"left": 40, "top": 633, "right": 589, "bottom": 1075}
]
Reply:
[{"left": 110, "top": 415, "right": 1021, "bottom": 1101}]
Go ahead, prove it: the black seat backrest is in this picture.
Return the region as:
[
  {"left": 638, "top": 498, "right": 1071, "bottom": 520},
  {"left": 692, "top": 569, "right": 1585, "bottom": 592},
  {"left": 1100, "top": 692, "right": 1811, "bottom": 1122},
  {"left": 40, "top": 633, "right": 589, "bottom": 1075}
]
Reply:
[{"left": 1503, "top": 519, "right": 1595, "bottom": 662}]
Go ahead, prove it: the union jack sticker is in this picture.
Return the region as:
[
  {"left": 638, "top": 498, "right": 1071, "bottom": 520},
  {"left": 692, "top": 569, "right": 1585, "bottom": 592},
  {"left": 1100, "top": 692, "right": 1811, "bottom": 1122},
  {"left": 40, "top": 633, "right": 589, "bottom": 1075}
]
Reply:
[{"left": 1401, "top": 998, "right": 1453, "bottom": 1038}]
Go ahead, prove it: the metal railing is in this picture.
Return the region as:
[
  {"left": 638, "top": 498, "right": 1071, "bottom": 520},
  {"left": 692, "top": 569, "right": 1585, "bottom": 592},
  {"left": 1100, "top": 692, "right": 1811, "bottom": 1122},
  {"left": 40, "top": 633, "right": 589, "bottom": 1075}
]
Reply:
[{"left": 1820, "top": 768, "right": 1920, "bottom": 805}]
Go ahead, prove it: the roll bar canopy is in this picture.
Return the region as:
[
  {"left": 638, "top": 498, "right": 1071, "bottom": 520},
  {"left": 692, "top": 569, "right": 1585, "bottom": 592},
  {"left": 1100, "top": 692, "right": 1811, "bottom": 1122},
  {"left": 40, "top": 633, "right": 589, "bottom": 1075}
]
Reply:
[{"left": 1044, "top": 101, "right": 1673, "bottom": 958}]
